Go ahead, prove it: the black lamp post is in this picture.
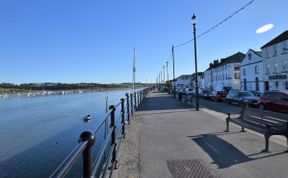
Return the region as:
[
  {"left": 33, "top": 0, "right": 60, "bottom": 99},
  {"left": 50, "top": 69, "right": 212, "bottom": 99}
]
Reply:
[{"left": 192, "top": 14, "right": 199, "bottom": 110}]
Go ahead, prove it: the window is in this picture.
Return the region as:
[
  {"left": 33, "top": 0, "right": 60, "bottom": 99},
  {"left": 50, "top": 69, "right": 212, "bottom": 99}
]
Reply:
[
  {"left": 273, "top": 62, "right": 278, "bottom": 73},
  {"left": 243, "top": 68, "right": 246, "bottom": 76},
  {"left": 285, "top": 81, "right": 288, "bottom": 90},
  {"left": 234, "top": 64, "right": 240, "bottom": 71},
  {"left": 283, "top": 61, "right": 288, "bottom": 71},
  {"left": 265, "top": 48, "right": 269, "bottom": 58},
  {"left": 283, "top": 41, "right": 287, "bottom": 54},
  {"left": 273, "top": 45, "right": 277, "bottom": 56},
  {"left": 266, "top": 64, "right": 270, "bottom": 74},
  {"left": 235, "top": 73, "right": 240, "bottom": 79},
  {"left": 275, "top": 81, "right": 279, "bottom": 89},
  {"left": 255, "top": 65, "right": 259, "bottom": 74},
  {"left": 248, "top": 53, "right": 252, "bottom": 60},
  {"left": 276, "top": 92, "right": 286, "bottom": 100}
]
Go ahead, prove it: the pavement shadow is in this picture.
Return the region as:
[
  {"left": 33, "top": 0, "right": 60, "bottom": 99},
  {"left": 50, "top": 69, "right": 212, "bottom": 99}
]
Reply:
[
  {"left": 190, "top": 133, "right": 250, "bottom": 168},
  {"left": 189, "top": 133, "right": 288, "bottom": 169}
]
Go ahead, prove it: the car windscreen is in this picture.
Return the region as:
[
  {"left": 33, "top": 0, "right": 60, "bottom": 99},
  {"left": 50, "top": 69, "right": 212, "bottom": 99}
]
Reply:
[{"left": 238, "top": 92, "right": 254, "bottom": 97}]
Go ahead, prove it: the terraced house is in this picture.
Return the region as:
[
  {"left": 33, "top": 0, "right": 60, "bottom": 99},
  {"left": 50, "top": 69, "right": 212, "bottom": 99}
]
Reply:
[
  {"left": 261, "top": 30, "right": 288, "bottom": 91},
  {"left": 175, "top": 74, "right": 192, "bottom": 91},
  {"left": 240, "top": 49, "right": 264, "bottom": 92},
  {"left": 203, "top": 52, "right": 245, "bottom": 91}
]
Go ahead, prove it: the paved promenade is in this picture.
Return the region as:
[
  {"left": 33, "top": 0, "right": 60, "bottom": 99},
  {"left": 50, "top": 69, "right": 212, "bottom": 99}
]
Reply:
[{"left": 116, "top": 91, "right": 288, "bottom": 178}]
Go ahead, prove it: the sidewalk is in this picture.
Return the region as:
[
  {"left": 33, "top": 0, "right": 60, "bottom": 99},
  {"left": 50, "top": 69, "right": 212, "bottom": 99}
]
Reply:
[{"left": 116, "top": 92, "right": 288, "bottom": 178}]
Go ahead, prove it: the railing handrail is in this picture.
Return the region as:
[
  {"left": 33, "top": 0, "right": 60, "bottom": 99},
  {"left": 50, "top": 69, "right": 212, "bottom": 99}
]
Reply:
[
  {"left": 92, "top": 125, "right": 115, "bottom": 175},
  {"left": 50, "top": 141, "right": 88, "bottom": 178},
  {"left": 91, "top": 109, "right": 113, "bottom": 134},
  {"left": 50, "top": 88, "right": 150, "bottom": 178}
]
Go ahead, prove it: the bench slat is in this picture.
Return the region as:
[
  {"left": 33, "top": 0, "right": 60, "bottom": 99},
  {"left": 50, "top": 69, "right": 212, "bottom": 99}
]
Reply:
[
  {"left": 263, "top": 116, "right": 288, "bottom": 124},
  {"left": 263, "top": 110, "right": 288, "bottom": 121},
  {"left": 231, "top": 106, "right": 288, "bottom": 134},
  {"left": 226, "top": 106, "right": 288, "bottom": 152},
  {"left": 230, "top": 118, "right": 267, "bottom": 134}
]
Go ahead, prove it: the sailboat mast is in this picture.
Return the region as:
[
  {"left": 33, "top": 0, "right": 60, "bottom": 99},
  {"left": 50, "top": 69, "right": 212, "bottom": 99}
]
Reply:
[{"left": 133, "top": 48, "right": 136, "bottom": 94}]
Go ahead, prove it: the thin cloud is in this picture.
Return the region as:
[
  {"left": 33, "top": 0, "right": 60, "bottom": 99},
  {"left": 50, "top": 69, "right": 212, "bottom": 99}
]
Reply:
[{"left": 256, "top": 24, "right": 274, "bottom": 34}]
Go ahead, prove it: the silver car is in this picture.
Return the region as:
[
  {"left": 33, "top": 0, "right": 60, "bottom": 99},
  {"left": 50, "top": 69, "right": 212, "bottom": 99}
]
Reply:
[{"left": 226, "top": 90, "right": 259, "bottom": 106}]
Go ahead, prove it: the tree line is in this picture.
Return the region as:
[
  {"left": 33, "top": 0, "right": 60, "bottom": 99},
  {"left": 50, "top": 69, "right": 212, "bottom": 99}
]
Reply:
[{"left": 0, "top": 82, "right": 150, "bottom": 91}]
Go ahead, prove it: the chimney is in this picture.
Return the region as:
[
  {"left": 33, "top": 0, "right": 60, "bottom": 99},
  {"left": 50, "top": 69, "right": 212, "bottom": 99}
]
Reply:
[{"left": 209, "top": 63, "right": 213, "bottom": 68}]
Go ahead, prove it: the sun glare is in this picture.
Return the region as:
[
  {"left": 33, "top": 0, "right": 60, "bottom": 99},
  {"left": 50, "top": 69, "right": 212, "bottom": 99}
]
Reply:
[{"left": 256, "top": 24, "right": 274, "bottom": 34}]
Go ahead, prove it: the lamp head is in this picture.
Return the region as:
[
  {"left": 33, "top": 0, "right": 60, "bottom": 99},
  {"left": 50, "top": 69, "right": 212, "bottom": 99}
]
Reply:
[{"left": 191, "top": 14, "right": 197, "bottom": 24}]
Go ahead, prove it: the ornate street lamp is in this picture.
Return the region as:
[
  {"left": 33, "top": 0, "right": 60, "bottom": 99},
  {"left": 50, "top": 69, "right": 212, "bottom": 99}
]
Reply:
[{"left": 192, "top": 14, "right": 199, "bottom": 110}]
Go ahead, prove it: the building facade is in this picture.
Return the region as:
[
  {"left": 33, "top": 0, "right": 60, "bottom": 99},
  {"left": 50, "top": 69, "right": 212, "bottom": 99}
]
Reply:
[
  {"left": 191, "top": 72, "right": 204, "bottom": 89},
  {"left": 175, "top": 74, "right": 192, "bottom": 90},
  {"left": 240, "top": 49, "right": 264, "bottom": 93},
  {"left": 203, "top": 52, "right": 245, "bottom": 91},
  {"left": 261, "top": 31, "right": 288, "bottom": 91}
]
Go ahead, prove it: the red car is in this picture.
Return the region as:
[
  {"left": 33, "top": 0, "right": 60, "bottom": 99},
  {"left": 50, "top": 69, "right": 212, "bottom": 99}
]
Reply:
[
  {"left": 210, "top": 91, "right": 228, "bottom": 102},
  {"left": 259, "top": 90, "right": 288, "bottom": 113}
]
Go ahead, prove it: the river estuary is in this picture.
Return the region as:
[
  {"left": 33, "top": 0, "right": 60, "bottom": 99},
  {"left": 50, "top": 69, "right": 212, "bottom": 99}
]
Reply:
[{"left": 0, "top": 89, "right": 132, "bottom": 178}]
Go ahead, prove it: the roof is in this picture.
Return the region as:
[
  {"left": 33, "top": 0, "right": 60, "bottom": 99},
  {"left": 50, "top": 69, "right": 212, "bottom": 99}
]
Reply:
[
  {"left": 206, "top": 52, "right": 245, "bottom": 70},
  {"left": 261, "top": 30, "right": 288, "bottom": 49},
  {"left": 176, "top": 74, "right": 192, "bottom": 80},
  {"left": 191, "top": 72, "right": 204, "bottom": 80},
  {"left": 249, "top": 49, "right": 262, "bottom": 57}
]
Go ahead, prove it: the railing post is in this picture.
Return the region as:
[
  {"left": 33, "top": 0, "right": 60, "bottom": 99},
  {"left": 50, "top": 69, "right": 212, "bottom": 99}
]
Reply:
[
  {"left": 120, "top": 98, "right": 126, "bottom": 138},
  {"left": 125, "top": 93, "right": 130, "bottom": 124},
  {"left": 137, "top": 91, "right": 140, "bottom": 107},
  {"left": 79, "top": 131, "right": 95, "bottom": 178},
  {"left": 109, "top": 105, "right": 117, "bottom": 168},
  {"left": 134, "top": 92, "right": 137, "bottom": 110},
  {"left": 130, "top": 93, "right": 133, "bottom": 116}
]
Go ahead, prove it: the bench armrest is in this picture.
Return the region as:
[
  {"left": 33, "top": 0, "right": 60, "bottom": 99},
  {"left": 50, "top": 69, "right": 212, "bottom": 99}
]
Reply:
[
  {"left": 226, "top": 112, "right": 241, "bottom": 120},
  {"left": 226, "top": 113, "right": 231, "bottom": 118}
]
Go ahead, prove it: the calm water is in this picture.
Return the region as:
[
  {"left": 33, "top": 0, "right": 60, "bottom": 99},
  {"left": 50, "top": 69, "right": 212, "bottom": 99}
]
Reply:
[{"left": 0, "top": 89, "right": 132, "bottom": 178}]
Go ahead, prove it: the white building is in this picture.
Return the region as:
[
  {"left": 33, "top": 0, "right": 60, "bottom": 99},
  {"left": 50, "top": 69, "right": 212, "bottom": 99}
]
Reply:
[
  {"left": 240, "top": 49, "right": 264, "bottom": 93},
  {"left": 191, "top": 72, "right": 204, "bottom": 89},
  {"left": 203, "top": 68, "right": 212, "bottom": 90},
  {"left": 261, "top": 31, "right": 288, "bottom": 91},
  {"left": 203, "top": 52, "right": 245, "bottom": 91},
  {"left": 175, "top": 74, "right": 192, "bottom": 90}
]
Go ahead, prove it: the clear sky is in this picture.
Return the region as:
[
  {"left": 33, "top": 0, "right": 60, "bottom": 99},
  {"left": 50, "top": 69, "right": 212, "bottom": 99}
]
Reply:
[{"left": 0, "top": 0, "right": 287, "bottom": 84}]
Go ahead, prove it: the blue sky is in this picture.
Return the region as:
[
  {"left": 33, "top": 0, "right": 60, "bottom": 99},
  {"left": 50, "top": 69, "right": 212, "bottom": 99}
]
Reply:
[{"left": 0, "top": 0, "right": 287, "bottom": 84}]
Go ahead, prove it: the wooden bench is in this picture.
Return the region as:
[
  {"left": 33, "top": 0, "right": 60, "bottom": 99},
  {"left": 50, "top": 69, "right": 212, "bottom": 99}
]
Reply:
[{"left": 225, "top": 106, "right": 288, "bottom": 152}]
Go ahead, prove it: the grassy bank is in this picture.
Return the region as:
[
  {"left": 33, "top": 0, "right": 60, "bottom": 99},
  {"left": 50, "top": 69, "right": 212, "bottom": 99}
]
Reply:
[{"left": 0, "top": 88, "right": 30, "bottom": 94}]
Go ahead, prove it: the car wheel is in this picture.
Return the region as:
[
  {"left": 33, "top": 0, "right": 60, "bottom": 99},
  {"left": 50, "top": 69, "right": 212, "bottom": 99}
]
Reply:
[
  {"left": 228, "top": 99, "right": 231, "bottom": 105},
  {"left": 238, "top": 101, "right": 242, "bottom": 106},
  {"left": 258, "top": 104, "right": 265, "bottom": 110}
]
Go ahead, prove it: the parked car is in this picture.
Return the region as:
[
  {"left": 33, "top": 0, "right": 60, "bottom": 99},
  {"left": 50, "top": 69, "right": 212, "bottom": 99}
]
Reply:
[
  {"left": 249, "top": 90, "right": 262, "bottom": 97},
  {"left": 185, "top": 88, "right": 194, "bottom": 95},
  {"left": 226, "top": 90, "right": 259, "bottom": 106},
  {"left": 210, "top": 90, "right": 228, "bottom": 102},
  {"left": 259, "top": 90, "right": 288, "bottom": 113},
  {"left": 176, "top": 88, "right": 186, "bottom": 94},
  {"left": 199, "top": 89, "right": 212, "bottom": 99}
]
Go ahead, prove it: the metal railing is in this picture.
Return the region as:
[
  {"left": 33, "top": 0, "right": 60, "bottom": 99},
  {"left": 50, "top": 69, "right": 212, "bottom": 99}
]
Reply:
[{"left": 50, "top": 88, "right": 149, "bottom": 178}]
